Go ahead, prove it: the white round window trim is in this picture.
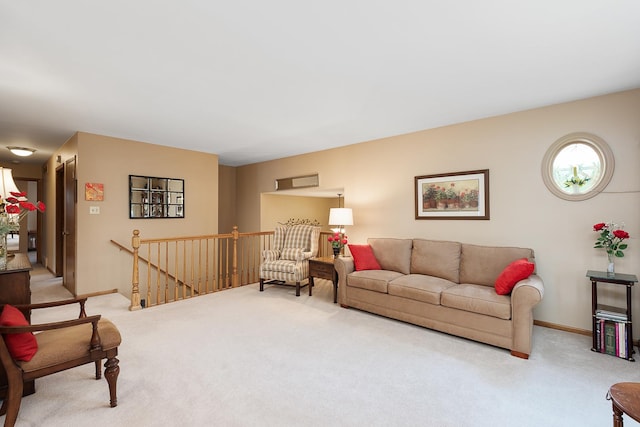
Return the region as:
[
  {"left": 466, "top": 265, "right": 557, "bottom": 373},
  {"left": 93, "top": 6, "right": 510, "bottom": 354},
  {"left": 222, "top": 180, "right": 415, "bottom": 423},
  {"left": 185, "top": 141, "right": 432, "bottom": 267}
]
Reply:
[{"left": 541, "top": 132, "right": 614, "bottom": 201}]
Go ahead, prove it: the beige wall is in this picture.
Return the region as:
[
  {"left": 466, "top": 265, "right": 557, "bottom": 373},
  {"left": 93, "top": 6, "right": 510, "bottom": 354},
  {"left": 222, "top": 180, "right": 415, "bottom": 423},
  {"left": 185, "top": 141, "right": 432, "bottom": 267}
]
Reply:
[
  {"left": 260, "top": 194, "right": 335, "bottom": 231},
  {"left": 218, "top": 165, "right": 237, "bottom": 234},
  {"left": 235, "top": 89, "right": 640, "bottom": 336},
  {"left": 44, "top": 132, "right": 219, "bottom": 296}
]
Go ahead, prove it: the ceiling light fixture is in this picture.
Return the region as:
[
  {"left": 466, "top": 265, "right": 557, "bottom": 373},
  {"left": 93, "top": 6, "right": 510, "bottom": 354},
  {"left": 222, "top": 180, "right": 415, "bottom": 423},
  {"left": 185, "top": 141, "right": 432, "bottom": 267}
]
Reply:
[{"left": 7, "top": 147, "right": 36, "bottom": 157}]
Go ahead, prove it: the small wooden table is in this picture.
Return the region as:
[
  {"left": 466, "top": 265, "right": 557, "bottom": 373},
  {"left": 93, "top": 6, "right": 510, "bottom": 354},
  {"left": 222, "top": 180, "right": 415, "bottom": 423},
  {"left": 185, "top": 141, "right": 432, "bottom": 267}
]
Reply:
[
  {"left": 608, "top": 382, "right": 640, "bottom": 426},
  {"left": 587, "top": 270, "right": 638, "bottom": 360},
  {"left": 309, "top": 257, "right": 338, "bottom": 303}
]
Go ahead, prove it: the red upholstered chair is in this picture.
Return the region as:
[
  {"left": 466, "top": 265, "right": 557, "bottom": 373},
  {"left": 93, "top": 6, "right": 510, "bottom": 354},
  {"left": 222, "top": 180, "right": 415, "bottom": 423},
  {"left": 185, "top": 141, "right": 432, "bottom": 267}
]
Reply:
[{"left": 0, "top": 298, "right": 121, "bottom": 427}]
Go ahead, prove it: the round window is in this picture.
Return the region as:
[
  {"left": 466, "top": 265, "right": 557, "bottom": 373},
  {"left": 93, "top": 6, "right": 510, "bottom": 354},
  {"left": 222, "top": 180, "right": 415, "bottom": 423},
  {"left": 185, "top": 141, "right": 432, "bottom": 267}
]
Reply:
[{"left": 541, "top": 133, "right": 614, "bottom": 201}]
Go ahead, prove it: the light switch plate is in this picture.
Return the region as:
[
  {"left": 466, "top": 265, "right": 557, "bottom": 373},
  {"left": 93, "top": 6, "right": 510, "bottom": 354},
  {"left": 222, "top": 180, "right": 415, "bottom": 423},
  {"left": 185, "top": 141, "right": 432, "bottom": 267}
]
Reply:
[{"left": 89, "top": 206, "right": 100, "bottom": 214}]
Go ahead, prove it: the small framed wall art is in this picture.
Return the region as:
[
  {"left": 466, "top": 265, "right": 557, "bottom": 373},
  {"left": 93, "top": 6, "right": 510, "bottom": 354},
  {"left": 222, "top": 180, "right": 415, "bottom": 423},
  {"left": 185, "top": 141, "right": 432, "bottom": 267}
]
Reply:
[
  {"left": 415, "top": 169, "right": 489, "bottom": 220},
  {"left": 85, "top": 183, "right": 104, "bottom": 201}
]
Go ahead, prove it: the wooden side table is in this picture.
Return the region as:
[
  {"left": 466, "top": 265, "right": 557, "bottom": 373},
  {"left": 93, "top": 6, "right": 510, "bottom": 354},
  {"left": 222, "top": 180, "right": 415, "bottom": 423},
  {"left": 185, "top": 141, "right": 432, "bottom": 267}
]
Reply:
[
  {"left": 587, "top": 270, "right": 638, "bottom": 361},
  {"left": 309, "top": 257, "right": 338, "bottom": 303},
  {"left": 608, "top": 382, "right": 640, "bottom": 426}
]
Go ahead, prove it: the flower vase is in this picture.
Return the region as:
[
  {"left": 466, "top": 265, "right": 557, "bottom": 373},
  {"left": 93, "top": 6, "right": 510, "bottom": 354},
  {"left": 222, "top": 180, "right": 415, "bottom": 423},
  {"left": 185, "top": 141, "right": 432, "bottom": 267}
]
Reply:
[
  {"left": 333, "top": 247, "right": 340, "bottom": 258},
  {"left": 607, "top": 253, "right": 615, "bottom": 277},
  {"left": 0, "top": 233, "right": 7, "bottom": 270}
]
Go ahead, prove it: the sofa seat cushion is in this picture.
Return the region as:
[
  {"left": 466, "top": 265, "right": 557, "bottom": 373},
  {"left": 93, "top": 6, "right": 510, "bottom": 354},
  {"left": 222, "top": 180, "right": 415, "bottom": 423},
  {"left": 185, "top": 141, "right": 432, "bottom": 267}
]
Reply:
[
  {"left": 347, "top": 270, "right": 404, "bottom": 294},
  {"left": 388, "top": 274, "right": 457, "bottom": 305},
  {"left": 441, "top": 284, "right": 511, "bottom": 320}
]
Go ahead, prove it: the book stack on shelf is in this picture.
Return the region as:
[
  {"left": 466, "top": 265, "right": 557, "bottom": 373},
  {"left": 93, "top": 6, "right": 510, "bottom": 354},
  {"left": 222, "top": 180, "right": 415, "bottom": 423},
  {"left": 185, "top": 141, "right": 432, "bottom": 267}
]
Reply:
[{"left": 595, "top": 305, "right": 630, "bottom": 359}]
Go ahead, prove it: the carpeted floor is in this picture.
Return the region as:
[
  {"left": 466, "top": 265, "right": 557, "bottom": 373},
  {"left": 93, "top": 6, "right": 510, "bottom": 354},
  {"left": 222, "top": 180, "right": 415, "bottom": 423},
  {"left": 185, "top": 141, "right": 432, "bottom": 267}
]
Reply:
[{"left": 7, "top": 266, "right": 640, "bottom": 426}]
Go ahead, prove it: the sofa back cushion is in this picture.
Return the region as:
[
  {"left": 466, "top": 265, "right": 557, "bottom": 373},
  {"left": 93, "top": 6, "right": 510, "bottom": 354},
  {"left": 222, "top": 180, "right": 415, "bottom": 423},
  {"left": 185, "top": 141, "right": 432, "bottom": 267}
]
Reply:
[
  {"left": 368, "top": 238, "right": 413, "bottom": 274},
  {"left": 411, "top": 239, "right": 461, "bottom": 283},
  {"left": 459, "top": 243, "right": 534, "bottom": 286}
]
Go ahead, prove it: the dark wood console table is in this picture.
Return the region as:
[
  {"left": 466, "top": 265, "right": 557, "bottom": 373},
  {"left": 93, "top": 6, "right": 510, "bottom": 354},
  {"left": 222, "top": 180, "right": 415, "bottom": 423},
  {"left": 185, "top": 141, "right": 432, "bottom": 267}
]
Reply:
[{"left": 0, "top": 253, "right": 34, "bottom": 398}]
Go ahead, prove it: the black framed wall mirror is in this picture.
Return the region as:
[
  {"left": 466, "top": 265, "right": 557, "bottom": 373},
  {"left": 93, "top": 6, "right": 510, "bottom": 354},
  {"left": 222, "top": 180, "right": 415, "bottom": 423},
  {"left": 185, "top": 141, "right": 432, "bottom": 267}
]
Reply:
[{"left": 129, "top": 175, "right": 184, "bottom": 219}]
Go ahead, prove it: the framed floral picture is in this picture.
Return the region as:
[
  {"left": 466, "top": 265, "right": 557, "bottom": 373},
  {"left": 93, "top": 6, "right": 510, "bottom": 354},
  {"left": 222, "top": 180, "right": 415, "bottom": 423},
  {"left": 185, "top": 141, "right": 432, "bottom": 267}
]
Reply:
[{"left": 415, "top": 169, "right": 489, "bottom": 220}]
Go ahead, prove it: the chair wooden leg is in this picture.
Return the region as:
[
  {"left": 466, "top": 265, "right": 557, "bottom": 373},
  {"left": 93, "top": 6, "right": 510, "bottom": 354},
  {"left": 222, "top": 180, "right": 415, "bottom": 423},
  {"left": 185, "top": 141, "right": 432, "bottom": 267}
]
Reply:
[
  {"left": 2, "top": 368, "right": 25, "bottom": 426},
  {"left": 259, "top": 278, "right": 264, "bottom": 292},
  {"left": 295, "top": 282, "right": 300, "bottom": 296},
  {"left": 95, "top": 360, "right": 102, "bottom": 379},
  {"left": 104, "top": 355, "right": 120, "bottom": 408}
]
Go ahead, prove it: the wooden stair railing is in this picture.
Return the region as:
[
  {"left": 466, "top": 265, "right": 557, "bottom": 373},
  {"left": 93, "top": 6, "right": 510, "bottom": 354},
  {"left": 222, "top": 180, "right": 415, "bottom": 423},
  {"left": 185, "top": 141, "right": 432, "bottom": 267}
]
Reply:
[
  {"left": 110, "top": 239, "right": 193, "bottom": 294},
  {"left": 126, "top": 228, "right": 337, "bottom": 310}
]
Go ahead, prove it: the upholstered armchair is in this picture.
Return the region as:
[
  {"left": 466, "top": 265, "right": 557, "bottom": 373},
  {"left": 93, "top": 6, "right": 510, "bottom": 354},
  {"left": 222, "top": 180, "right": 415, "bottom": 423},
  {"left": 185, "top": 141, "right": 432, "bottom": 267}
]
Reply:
[
  {"left": 259, "top": 224, "right": 321, "bottom": 296},
  {"left": 0, "top": 298, "right": 121, "bottom": 427}
]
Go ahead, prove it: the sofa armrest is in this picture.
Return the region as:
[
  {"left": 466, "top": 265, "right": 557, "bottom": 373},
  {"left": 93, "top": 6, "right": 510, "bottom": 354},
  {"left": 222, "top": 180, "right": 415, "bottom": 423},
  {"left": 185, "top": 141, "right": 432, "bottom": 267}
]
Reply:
[
  {"left": 512, "top": 274, "right": 544, "bottom": 303},
  {"left": 510, "top": 274, "right": 544, "bottom": 357},
  {"left": 334, "top": 257, "right": 355, "bottom": 304}
]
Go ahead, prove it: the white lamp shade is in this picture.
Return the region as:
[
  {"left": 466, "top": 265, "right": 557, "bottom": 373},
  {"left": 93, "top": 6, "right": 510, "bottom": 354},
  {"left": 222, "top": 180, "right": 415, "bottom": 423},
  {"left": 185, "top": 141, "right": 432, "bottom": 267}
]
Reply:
[
  {"left": 328, "top": 208, "right": 353, "bottom": 226},
  {"left": 0, "top": 168, "right": 20, "bottom": 200}
]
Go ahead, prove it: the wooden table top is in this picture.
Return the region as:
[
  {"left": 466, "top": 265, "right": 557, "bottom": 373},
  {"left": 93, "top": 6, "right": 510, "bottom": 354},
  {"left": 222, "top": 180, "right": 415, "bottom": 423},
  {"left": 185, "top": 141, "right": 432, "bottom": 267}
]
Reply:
[
  {"left": 310, "top": 256, "right": 336, "bottom": 264},
  {"left": 610, "top": 382, "right": 640, "bottom": 422},
  {"left": 1, "top": 253, "right": 32, "bottom": 275}
]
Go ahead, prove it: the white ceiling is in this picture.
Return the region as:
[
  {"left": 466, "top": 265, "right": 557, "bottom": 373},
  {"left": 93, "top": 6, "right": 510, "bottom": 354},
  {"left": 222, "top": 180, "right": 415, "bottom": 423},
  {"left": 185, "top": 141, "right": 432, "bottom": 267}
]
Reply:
[{"left": 1, "top": 1, "right": 639, "bottom": 167}]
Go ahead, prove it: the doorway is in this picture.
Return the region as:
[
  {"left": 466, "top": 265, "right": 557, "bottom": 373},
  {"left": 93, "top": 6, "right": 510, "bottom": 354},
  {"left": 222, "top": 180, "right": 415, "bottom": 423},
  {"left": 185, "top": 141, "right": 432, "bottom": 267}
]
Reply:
[
  {"left": 55, "top": 158, "right": 77, "bottom": 295},
  {"left": 12, "top": 178, "right": 43, "bottom": 264}
]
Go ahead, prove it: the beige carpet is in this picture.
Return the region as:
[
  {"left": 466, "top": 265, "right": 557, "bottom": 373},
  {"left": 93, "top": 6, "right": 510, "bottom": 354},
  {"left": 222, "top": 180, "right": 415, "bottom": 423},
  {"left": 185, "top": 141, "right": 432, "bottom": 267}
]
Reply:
[{"left": 6, "top": 268, "right": 640, "bottom": 426}]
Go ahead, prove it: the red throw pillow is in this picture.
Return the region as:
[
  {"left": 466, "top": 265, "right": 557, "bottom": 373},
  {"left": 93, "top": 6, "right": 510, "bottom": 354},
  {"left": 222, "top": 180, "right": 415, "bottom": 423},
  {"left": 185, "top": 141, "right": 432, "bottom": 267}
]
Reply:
[
  {"left": 348, "top": 244, "right": 381, "bottom": 271},
  {"left": 0, "top": 304, "right": 38, "bottom": 361},
  {"left": 495, "top": 258, "right": 535, "bottom": 295}
]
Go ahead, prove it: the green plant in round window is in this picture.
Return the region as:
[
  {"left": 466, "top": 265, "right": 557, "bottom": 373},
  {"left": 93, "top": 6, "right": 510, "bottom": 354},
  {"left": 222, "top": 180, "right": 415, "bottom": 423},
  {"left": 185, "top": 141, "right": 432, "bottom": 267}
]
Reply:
[{"left": 552, "top": 143, "right": 601, "bottom": 194}]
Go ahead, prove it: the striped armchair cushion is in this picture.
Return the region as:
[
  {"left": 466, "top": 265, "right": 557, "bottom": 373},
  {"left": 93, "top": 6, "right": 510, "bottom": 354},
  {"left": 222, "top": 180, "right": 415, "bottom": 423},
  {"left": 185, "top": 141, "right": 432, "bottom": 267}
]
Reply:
[
  {"left": 274, "top": 226, "right": 288, "bottom": 251},
  {"left": 281, "top": 248, "right": 305, "bottom": 261},
  {"left": 262, "top": 250, "right": 281, "bottom": 262},
  {"left": 283, "top": 225, "right": 313, "bottom": 250}
]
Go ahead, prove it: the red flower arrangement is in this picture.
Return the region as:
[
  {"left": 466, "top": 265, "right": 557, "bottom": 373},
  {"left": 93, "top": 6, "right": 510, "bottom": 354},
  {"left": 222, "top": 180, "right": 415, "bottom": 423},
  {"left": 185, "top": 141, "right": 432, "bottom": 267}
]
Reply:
[
  {"left": 327, "top": 232, "right": 348, "bottom": 249},
  {"left": 0, "top": 191, "right": 46, "bottom": 234},
  {"left": 593, "top": 222, "right": 629, "bottom": 257},
  {"left": 4, "top": 192, "right": 45, "bottom": 214}
]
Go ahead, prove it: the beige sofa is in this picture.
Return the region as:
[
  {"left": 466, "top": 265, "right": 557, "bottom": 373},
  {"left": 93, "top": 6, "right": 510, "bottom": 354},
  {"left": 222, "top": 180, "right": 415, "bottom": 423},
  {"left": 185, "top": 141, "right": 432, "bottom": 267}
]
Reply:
[{"left": 334, "top": 238, "right": 544, "bottom": 358}]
